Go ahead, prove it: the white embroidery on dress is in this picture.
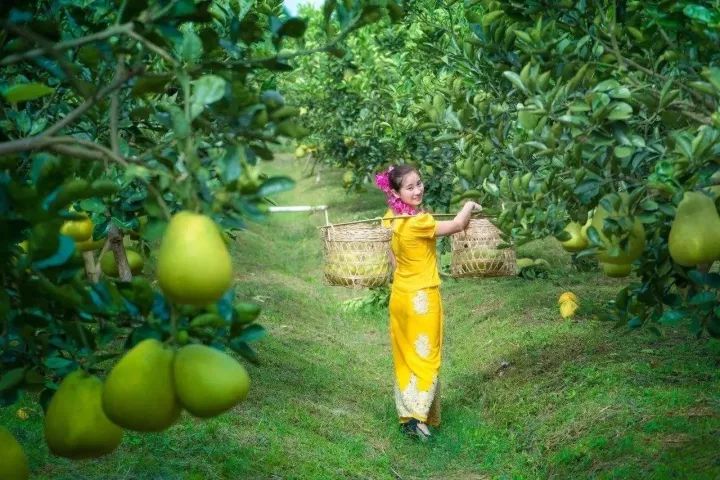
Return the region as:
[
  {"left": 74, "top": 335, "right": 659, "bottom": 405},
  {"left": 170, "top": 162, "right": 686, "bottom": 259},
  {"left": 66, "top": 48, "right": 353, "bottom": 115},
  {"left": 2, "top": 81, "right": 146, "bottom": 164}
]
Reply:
[
  {"left": 394, "top": 374, "right": 438, "bottom": 419},
  {"left": 412, "top": 290, "right": 429, "bottom": 315},
  {"left": 414, "top": 334, "right": 431, "bottom": 359}
]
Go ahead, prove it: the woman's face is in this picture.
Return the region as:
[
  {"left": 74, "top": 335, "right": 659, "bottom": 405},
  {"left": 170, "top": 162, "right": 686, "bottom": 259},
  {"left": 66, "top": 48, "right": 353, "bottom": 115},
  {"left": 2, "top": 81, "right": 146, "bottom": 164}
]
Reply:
[{"left": 393, "top": 170, "right": 424, "bottom": 208}]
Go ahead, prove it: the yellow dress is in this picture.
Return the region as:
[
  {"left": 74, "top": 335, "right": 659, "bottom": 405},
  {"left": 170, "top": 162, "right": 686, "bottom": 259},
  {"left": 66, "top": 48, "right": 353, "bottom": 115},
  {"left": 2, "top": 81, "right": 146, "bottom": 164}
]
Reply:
[{"left": 382, "top": 210, "right": 442, "bottom": 426}]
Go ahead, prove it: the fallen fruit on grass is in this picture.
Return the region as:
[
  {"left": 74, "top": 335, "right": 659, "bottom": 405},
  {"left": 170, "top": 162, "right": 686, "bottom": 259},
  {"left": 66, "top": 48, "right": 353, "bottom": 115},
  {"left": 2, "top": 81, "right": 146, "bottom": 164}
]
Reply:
[
  {"left": 558, "top": 291, "right": 578, "bottom": 305},
  {"left": 559, "top": 300, "right": 579, "bottom": 319}
]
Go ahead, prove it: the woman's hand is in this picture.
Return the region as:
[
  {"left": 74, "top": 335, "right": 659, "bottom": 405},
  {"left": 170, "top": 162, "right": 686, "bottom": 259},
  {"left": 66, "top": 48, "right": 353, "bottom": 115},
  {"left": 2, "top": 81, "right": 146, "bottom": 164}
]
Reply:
[
  {"left": 437, "top": 201, "right": 482, "bottom": 237},
  {"left": 462, "top": 200, "right": 482, "bottom": 213}
]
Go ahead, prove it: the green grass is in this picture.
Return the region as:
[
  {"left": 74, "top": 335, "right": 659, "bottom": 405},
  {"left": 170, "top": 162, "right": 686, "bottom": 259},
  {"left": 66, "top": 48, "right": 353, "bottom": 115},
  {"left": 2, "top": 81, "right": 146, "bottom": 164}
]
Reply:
[{"left": 3, "top": 154, "right": 720, "bottom": 479}]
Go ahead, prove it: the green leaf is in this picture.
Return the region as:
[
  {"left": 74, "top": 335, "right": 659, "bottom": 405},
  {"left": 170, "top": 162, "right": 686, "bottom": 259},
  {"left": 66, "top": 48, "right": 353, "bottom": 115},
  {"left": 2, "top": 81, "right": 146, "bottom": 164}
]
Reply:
[
  {"left": 593, "top": 79, "right": 620, "bottom": 92},
  {"left": 258, "top": 176, "right": 295, "bottom": 197},
  {"left": 609, "top": 86, "right": 631, "bottom": 99},
  {"left": 322, "top": 0, "right": 336, "bottom": 23},
  {"left": 701, "top": 67, "right": 720, "bottom": 91},
  {"left": 573, "top": 179, "right": 600, "bottom": 203},
  {"left": 78, "top": 198, "right": 106, "bottom": 214},
  {"left": 277, "top": 18, "right": 307, "bottom": 38},
  {"left": 585, "top": 226, "right": 602, "bottom": 246},
  {"left": 502, "top": 71, "right": 527, "bottom": 93},
  {"left": 131, "top": 74, "right": 171, "bottom": 97},
  {"left": 33, "top": 235, "right": 76, "bottom": 270},
  {"left": 190, "top": 75, "right": 227, "bottom": 119},
  {"left": 222, "top": 146, "right": 244, "bottom": 183},
  {"left": 142, "top": 219, "right": 167, "bottom": 241},
  {"left": 164, "top": 104, "right": 189, "bottom": 139},
  {"left": 2, "top": 83, "right": 54, "bottom": 103},
  {"left": 689, "top": 270, "right": 720, "bottom": 288},
  {"left": 640, "top": 199, "right": 659, "bottom": 211},
  {"left": 683, "top": 4, "right": 719, "bottom": 24},
  {"left": 658, "top": 309, "right": 686, "bottom": 325},
  {"left": 236, "top": 324, "right": 266, "bottom": 342},
  {"left": 0, "top": 368, "right": 26, "bottom": 392},
  {"left": 44, "top": 356, "right": 76, "bottom": 370},
  {"left": 229, "top": 340, "right": 259, "bottom": 364},
  {"left": 689, "top": 291, "right": 716, "bottom": 306},
  {"left": 607, "top": 102, "right": 633, "bottom": 120},
  {"left": 614, "top": 145, "right": 634, "bottom": 158},
  {"left": 179, "top": 30, "right": 203, "bottom": 63}
]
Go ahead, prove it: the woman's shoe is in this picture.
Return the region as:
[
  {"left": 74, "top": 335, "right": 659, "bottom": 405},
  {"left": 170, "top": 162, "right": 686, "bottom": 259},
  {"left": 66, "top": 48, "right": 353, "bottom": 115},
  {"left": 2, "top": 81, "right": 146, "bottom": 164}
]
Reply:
[{"left": 401, "top": 419, "right": 431, "bottom": 441}]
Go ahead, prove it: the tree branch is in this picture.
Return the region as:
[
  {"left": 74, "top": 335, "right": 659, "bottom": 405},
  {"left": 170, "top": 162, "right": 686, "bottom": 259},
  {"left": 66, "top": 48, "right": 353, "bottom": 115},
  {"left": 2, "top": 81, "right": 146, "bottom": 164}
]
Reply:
[
  {"left": 83, "top": 251, "right": 100, "bottom": 283},
  {"left": 43, "top": 64, "right": 143, "bottom": 138},
  {"left": 53, "top": 136, "right": 133, "bottom": 166},
  {"left": 599, "top": 38, "right": 716, "bottom": 114},
  {"left": 0, "top": 22, "right": 134, "bottom": 66},
  {"left": 0, "top": 135, "right": 134, "bottom": 165},
  {"left": 110, "top": 62, "right": 125, "bottom": 156},
  {"left": 126, "top": 30, "right": 180, "bottom": 66},
  {"left": 6, "top": 24, "right": 93, "bottom": 98},
  {"left": 107, "top": 225, "right": 133, "bottom": 282},
  {"left": 245, "top": 14, "right": 362, "bottom": 66}
]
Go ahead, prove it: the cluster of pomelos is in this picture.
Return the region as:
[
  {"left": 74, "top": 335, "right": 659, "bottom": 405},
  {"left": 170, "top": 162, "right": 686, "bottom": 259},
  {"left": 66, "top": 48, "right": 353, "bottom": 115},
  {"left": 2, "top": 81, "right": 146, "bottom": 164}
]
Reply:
[
  {"left": 44, "top": 338, "right": 250, "bottom": 459},
  {"left": 2, "top": 211, "right": 250, "bottom": 478},
  {"left": 560, "top": 189, "right": 720, "bottom": 277}
]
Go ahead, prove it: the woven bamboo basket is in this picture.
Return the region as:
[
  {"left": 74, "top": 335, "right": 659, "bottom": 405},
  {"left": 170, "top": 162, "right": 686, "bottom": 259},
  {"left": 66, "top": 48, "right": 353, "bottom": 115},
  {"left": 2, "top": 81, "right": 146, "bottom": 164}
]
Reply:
[
  {"left": 450, "top": 217, "right": 517, "bottom": 278},
  {"left": 320, "top": 220, "right": 392, "bottom": 289}
]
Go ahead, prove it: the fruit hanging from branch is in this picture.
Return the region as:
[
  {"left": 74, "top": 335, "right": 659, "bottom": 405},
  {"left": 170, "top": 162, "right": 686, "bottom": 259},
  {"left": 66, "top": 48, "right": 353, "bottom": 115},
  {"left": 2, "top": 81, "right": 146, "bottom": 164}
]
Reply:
[{"left": 156, "top": 212, "right": 233, "bottom": 306}]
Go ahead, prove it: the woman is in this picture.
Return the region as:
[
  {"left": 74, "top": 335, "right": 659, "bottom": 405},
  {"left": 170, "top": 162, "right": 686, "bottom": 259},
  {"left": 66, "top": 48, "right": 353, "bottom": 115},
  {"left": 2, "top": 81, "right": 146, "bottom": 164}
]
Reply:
[{"left": 377, "top": 164, "right": 481, "bottom": 440}]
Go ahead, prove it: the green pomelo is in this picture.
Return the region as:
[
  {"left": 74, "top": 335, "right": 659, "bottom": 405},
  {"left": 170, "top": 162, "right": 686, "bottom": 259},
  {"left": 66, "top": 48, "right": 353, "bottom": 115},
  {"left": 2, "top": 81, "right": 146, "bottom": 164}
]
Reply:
[
  {"left": 668, "top": 191, "right": 720, "bottom": 266},
  {"left": 157, "top": 211, "right": 232, "bottom": 306},
  {"left": 0, "top": 426, "right": 30, "bottom": 480},
  {"left": 560, "top": 221, "right": 588, "bottom": 252},
  {"left": 601, "top": 262, "right": 632, "bottom": 278},
  {"left": 100, "top": 249, "right": 144, "bottom": 276},
  {"left": 45, "top": 370, "right": 123, "bottom": 459},
  {"left": 173, "top": 344, "right": 250, "bottom": 418},
  {"left": 102, "top": 339, "right": 181, "bottom": 432},
  {"left": 591, "top": 193, "right": 646, "bottom": 264}
]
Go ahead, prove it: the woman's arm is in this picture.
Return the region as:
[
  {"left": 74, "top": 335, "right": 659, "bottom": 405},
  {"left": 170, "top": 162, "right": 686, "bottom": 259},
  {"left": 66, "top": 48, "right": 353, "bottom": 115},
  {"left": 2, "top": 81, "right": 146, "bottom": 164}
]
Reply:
[
  {"left": 388, "top": 249, "right": 396, "bottom": 270},
  {"left": 435, "top": 201, "right": 482, "bottom": 237}
]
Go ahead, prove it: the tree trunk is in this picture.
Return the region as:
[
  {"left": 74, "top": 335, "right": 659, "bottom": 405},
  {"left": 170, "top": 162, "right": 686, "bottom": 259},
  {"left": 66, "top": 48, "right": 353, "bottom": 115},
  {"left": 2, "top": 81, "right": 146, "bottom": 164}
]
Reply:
[
  {"left": 108, "top": 225, "right": 132, "bottom": 282},
  {"left": 82, "top": 251, "right": 100, "bottom": 283}
]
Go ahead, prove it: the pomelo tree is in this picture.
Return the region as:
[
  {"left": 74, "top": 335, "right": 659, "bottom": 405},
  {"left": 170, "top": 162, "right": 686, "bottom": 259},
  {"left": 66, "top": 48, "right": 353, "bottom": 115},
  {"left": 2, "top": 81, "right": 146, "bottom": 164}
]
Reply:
[
  {"left": 286, "top": 0, "right": 720, "bottom": 336},
  {"left": 0, "top": 0, "right": 397, "bottom": 467}
]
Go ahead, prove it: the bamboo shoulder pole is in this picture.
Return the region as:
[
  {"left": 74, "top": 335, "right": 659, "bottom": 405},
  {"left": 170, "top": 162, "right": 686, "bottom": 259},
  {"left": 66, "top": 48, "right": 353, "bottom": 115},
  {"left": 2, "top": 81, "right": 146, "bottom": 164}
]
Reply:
[{"left": 318, "top": 212, "right": 484, "bottom": 229}]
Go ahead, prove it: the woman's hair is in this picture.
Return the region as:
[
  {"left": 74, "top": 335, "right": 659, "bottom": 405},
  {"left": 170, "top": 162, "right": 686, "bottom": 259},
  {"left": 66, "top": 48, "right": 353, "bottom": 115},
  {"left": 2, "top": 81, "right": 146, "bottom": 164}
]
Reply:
[{"left": 388, "top": 164, "right": 419, "bottom": 192}]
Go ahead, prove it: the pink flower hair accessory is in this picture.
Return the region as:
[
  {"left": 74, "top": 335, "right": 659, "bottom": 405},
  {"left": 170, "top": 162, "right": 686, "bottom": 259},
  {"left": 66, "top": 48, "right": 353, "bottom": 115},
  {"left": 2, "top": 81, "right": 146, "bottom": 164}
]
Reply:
[
  {"left": 374, "top": 166, "right": 418, "bottom": 216},
  {"left": 374, "top": 166, "right": 393, "bottom": 194}
]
